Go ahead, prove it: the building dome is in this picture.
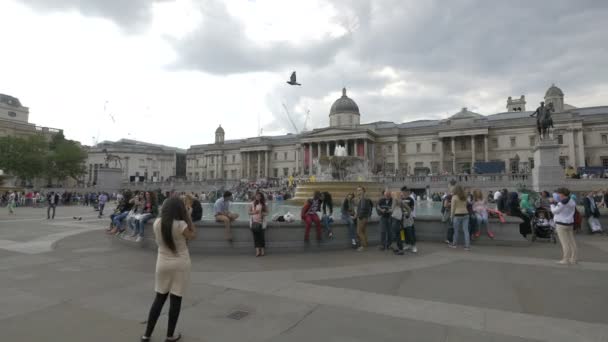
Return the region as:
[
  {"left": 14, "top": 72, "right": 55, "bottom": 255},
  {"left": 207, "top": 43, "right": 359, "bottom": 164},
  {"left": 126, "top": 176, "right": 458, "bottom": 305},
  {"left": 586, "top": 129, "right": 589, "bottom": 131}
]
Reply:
[
  {"left": 330, "top": 88, "right": 360, "bottom": 116},
  {"left": 545, "top": 84, "right": 564, "bottom": 97},
  {"left": 215, "top": 125, "right": 224, "bottom": 134}
]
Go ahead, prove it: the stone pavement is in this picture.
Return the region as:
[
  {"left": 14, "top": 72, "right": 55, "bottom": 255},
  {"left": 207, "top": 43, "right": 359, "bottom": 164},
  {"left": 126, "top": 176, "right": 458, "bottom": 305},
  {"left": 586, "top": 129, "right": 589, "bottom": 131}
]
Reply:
[{"left": 1, "top": 206, "right": 608, "bottom": 341}]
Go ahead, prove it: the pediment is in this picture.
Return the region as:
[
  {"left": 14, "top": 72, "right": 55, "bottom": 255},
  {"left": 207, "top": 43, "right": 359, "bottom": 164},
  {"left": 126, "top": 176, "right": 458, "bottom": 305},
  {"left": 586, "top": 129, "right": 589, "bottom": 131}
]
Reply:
[{"left": 303, "top": 127, "right": 368, "bottom": 138}]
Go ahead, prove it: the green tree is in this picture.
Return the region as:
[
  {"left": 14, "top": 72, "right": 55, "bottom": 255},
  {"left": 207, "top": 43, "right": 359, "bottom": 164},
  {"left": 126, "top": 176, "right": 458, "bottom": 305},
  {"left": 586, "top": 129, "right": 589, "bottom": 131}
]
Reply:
[
  {"left": 46, "top": 133, "right": 87, "bottom": 184},
  {"left": 0, "top": 135, "right": 48, "bottom": 183}
]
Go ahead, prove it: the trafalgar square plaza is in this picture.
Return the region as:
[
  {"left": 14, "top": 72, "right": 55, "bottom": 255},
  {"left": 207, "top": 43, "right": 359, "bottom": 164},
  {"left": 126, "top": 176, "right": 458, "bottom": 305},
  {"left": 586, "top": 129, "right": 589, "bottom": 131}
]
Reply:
[{"left": 2, "top": 2, "right": 608, "bottom": 342}]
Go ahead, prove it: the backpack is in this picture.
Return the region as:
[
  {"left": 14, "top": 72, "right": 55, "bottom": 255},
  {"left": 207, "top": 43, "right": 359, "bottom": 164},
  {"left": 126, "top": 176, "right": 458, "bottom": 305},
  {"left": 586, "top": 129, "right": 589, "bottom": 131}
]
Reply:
[{"left": 573, "top": 208, "right": 583, "bottom": 231}]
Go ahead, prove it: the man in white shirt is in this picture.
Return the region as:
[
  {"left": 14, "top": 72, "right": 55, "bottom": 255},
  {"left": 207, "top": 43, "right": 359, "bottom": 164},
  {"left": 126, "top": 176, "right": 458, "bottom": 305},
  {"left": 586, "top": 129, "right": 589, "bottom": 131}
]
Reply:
[{"left": 550, "top": 188, "right": 577, "bottom": 265}]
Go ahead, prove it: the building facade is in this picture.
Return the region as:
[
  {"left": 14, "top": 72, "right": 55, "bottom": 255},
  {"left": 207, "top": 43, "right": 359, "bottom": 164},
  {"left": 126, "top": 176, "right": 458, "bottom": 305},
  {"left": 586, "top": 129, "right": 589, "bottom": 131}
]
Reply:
[
  {"left": 86, "top": 139, "right": 186, "bottom": 186},
  {"left": 186, "top": 85, "right": 608, "bottom": 180},
  {"left": 0, "top": 93, "right": 62, "bottom": 139}
]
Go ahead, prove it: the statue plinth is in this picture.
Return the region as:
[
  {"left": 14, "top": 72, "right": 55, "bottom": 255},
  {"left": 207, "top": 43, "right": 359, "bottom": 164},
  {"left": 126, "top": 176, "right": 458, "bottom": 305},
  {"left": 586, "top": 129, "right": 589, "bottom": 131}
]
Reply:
[{"left": 531, "top": 138, "right": 564, "bottom": 192}]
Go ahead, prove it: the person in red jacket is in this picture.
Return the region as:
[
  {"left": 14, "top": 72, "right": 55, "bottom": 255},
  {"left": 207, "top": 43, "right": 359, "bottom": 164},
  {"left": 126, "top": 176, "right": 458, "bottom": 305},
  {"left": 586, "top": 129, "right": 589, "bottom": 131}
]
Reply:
[{"left": 301, "top": 191, "right": 323, "bottom": 242}]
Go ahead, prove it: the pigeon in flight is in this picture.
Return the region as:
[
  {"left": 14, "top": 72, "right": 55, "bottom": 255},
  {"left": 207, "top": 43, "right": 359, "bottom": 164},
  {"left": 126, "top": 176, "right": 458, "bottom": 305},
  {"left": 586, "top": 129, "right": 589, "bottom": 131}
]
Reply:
[{"left": 286, "top": 71, "right": 301, "bottom": 86}]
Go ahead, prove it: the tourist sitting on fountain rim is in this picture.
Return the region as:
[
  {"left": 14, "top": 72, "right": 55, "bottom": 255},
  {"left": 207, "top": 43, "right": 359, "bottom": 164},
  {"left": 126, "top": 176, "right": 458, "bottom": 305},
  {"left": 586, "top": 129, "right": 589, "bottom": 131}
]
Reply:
[
  {"left": 341, "top": 193, "right": 357, "bottom": 247},
  {"left": 377, "top": 190, "right": 394, "bottom": 251},
  {"left": 355, "top": 186, "right": 374, "bottom": 252},
  {"left": 320, "top": 192, "right": 334, "bottom": 239},
  {"left": 301, "top": 191, "right": 323, "bottom": 243},
  {"left": 214, "top": 191, "right": 239, "bottom": 243}
]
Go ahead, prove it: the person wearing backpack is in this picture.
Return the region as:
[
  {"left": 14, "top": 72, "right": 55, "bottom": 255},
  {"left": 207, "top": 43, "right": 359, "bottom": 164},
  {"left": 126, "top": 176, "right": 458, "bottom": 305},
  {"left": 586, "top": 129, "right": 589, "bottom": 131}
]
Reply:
[{"left": 550, "top": 188, "right": 578, "bottom": 265}]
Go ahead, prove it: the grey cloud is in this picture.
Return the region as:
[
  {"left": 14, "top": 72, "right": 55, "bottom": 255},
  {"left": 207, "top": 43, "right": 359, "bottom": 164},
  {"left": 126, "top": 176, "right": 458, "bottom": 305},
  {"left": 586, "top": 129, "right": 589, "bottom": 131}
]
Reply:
[
  {"left": 19, "top": 0, "right": 166, "bottom": 30},
  {"left": 170, "top": 0, "right": 350, "bottom": 74},
  {"left": 257, "top": 1, "right": 606, "bottom": 136}
]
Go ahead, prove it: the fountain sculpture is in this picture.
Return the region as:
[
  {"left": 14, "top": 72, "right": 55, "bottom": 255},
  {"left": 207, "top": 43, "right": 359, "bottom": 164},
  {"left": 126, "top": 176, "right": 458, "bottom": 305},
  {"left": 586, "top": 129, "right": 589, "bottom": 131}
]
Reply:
[{"left": 291, "top": 145, "right": 383, "bottom": 204}]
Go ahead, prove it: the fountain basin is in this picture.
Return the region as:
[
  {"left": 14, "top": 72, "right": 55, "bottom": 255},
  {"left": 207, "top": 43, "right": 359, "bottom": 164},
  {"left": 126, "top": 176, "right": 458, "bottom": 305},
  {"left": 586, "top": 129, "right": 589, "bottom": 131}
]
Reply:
[{"left": 113, "top": 213, "right": 527, "bottom": 254}]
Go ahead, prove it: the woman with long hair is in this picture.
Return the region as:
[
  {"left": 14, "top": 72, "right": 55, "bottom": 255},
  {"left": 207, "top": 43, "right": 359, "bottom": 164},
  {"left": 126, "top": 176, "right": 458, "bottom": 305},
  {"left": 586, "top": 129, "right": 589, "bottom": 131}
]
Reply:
[
  {"left": 321, "top": 192, "right": 334, "bottom": 239},
  {"left": 301, "top": 191, "right": 323, "bottom": 242},
  {"left": 450, "top": 185, "right": 471, "bottom": 250},
  {"left": 133, "top": 192, "right": 159, "bottom": 242},
  {"left": 472, "top": 189, "right": 495, "bottom": 239},
  {"left": 141, "top": 197, "right": 196, "bottom": 342},
  {"left": 249, "top": 191, "right": 269, "bottom": 257}
]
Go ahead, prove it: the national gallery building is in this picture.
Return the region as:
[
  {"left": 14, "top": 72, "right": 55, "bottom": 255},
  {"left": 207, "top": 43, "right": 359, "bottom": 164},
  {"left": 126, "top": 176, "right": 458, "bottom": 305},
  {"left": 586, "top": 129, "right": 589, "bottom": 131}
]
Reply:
[{"left": 185, "top": 85, "right": 608, "bottom": 181}]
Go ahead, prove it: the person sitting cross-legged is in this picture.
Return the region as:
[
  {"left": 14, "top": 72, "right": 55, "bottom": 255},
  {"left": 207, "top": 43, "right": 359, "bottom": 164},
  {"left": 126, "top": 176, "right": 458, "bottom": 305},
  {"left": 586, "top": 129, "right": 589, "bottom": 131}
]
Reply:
[{"left": 214, "top": 191, "right": 239, "bottom": 242}]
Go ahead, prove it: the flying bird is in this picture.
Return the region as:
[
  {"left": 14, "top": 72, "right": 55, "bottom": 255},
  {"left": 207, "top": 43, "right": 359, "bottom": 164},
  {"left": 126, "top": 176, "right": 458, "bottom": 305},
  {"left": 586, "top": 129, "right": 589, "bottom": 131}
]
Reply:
[{"left": 286, "top": 71, "right": 301, "bottom": 86}]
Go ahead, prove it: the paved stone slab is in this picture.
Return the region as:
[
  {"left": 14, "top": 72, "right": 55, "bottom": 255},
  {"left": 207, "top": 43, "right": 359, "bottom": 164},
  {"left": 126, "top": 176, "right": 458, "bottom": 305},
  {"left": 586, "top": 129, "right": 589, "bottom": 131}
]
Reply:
[
  {"left": 266, "top": 304, "right": 542, "bottom": 342},
  {"left": 310, "top": 259, "right": 608, "bottom": 324}
]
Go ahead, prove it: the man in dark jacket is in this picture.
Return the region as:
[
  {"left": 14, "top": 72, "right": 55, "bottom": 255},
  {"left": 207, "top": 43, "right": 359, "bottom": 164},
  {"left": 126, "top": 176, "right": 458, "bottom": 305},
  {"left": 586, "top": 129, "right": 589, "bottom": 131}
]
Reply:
[
  {"left": 377, "top": 190, "right": 393, "bottom": 250},
  {"left": 47, "top": 192, "right": 60, "bottom": 219},
  {"left": 355, "top": 186, "right": 374, "bottom": 251}
]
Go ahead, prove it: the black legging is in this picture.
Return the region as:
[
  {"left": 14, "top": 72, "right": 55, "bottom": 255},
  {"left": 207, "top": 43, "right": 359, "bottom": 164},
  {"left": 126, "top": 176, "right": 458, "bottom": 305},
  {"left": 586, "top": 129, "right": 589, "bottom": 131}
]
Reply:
[{"left": 144, "top": 292, "right": 182, "bottom": 338}]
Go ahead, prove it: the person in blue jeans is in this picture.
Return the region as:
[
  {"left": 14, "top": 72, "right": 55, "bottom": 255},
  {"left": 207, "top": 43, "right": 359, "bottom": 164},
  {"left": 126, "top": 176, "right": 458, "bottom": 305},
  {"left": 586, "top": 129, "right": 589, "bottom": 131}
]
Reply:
[
  {"left": 376, "top": 191, "right": 393, "bottom": 250},
  {"left": 107, "top": 190, "right": 134, "bottom": 234},
  {"left": 341, "top": 193, "right": 357, "bottom": 247},
  {"left": 133, "top": 192, "right": 159, "bottom": 242},
  {"left": 321, "top": 192, "right": 334, "bottom": 239},
  {"left": 450, "top": 185, "right": 471, "bottom": 250}
]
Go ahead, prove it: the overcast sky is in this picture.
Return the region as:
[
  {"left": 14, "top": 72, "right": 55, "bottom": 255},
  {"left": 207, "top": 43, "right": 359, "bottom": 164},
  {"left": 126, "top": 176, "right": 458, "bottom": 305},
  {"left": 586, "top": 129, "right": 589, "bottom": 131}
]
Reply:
[{"left": 1, "top": 0, "right": 607, "bottom": 148}]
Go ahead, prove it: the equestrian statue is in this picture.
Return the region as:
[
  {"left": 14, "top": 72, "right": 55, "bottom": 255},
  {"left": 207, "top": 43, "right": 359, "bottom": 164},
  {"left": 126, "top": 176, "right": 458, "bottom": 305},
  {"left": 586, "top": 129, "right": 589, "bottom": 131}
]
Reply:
[{"left": 530, "top": 101, "right": 554, "bottom": 140}]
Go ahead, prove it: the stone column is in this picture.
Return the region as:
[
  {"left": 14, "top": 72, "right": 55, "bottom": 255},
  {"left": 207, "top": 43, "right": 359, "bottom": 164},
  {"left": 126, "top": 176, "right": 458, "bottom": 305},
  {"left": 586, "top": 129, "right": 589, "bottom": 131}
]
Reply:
[
  {"left": 295, "top": 145, "right": 300, "bottom": 175},
  {"left": 471, "top": 135, "right": 476, "bottom": 168},
  {"left": 257, "top": 151, "right": 261, "bottom": 178},
  {"left": 265, "top": 151, "right": 269, "bottom": 178},
  {"left": 439, "top": 138, "right": 444, "bottom": 173},
  {"left": 451, "top": 137, "right": 456, "bottom": 173},
  {"left": 301, "top": 145, "right": 305, "bottom": 175},
  {"left": 245, "top": 153, "right": 250, "bottom": 179},
  {"left": 363, "top": 140, "right": 368, "bottom": 158},
  {"left": 484, "top": 135, "right": 489, "bottom": 162},
  {"left": 568, "top": 130, "right": 576, "bottom": 168},
  {"left": 308, "top": 143, "right": 313, "bottom": 176},
  {"left": 577, "top": 129, "right": 585, "bottom": 167},
  {"left": 326, "top": 142, "right": 330, "bottom": 157},
  {"left": 393, "top": 142, "right": 399, "bottom": 173}
]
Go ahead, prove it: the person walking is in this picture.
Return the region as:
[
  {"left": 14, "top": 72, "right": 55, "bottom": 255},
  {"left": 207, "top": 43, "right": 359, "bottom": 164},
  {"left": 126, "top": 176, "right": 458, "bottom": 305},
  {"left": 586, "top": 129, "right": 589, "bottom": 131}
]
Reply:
[
  {"left": 550, "top": 188, "right": 578, "bottom": 265},
  {"left": 47, "top": 192, "right": 59, "bottom": 219},
  {"left": 98, "top": 192, "right": 108, "bottom": 218},
  {"left": 377, "top": 190, "right": 393, "bottom": 250},
  {"left": 341, "top": 193, "right": 357, "bottom": 247},
  {"left": 248, "top": 191, "right": 268, "bottom": 257},
  {"left": 355, "top": 186, "right": 374, "bottom": 252},
  {"left": 7, "top": 191, "right": 16, "bottom": 214},
  {"left": 450, "top": 185, "right": 471, "bottom": 250},
  {"left": 141, "top": 197, "right": 196, "bottom": 342}
]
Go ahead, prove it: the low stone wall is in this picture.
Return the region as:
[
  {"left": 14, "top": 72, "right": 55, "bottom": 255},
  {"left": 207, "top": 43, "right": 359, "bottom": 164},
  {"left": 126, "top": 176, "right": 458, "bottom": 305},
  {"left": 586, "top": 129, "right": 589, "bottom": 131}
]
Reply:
[{"left": 115, "top": 215, "right": 527, "bottom": 254}]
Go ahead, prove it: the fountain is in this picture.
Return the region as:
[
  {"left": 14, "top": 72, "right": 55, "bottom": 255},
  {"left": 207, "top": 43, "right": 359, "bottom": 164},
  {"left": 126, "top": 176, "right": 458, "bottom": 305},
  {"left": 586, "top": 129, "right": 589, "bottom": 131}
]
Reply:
[{"left": 290, "top": 145, "right": 384, "bottom": 204}]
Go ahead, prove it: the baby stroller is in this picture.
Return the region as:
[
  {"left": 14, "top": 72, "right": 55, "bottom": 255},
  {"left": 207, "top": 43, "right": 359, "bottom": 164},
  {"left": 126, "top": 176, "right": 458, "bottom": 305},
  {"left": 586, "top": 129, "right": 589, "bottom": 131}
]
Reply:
[{"left": 531, "top": 207, "right": 556, "bottom": 243}]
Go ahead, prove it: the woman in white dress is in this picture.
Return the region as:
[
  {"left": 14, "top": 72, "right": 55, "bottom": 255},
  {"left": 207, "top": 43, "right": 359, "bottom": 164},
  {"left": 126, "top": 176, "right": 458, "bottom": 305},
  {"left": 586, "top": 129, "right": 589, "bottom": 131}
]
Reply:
[{"left": 141, "top": 198, "right": 196, "bottom": 342}]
